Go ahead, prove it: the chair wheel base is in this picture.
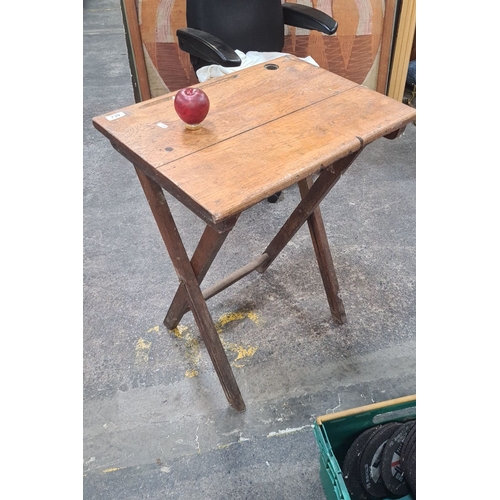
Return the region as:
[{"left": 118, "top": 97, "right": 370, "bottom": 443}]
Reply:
[{"left": 267, "top": 191, "right": 281, "bottom": 203}]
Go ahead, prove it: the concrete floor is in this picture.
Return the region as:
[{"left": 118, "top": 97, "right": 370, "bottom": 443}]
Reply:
[{"left": 83, "top": 1, "right": 416, "bottom": 498}]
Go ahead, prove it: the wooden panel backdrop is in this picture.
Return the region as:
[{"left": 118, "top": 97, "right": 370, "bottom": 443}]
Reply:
[{"left": 123, "top": 0, "right": 396, "bottom": 100}]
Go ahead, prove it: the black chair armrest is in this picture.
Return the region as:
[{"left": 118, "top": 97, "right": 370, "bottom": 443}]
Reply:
[
  {"left": 282, "top": 3, "right": 338, "bottom": 35},
  {"left": 176, "top": 28, "right": 242, "bottom": 67}
]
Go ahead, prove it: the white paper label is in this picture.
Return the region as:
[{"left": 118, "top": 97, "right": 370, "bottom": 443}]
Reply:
[{"left": 105, "top": 111, "right": 126, "bottom": 121}]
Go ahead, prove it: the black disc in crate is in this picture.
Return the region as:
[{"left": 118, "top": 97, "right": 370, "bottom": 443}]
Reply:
[
  {"left": 380, "top": 420, "right": 415, "bottom": 497},
  {"left": 400, "top": 423, "right": 416, "bottom": 474},
  {"left": 342, "top": 425, "right": 383, "bottom": 500},
  {"left": 402, "top": 437, "right": 416, "bottom": 496},
  {"left": 400, "top": 422, "right": 416, "bottom": 465},
  {"left": 358, "top": 422, "right": 403, "bottom": 498}
]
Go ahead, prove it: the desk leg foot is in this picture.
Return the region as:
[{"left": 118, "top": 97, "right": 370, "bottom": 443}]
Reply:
[{"left": 299, "top": 177, "right": 347, "bottom": 325}]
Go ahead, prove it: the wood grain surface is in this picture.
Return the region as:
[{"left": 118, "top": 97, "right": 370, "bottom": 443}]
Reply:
[{"left": 93, "top": 56, "right": 416, "bottom": 225}]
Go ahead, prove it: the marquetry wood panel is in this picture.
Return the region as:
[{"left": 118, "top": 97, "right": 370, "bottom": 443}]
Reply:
[{"left": 125, "top": 0, "right": 389, "bottom": 97}]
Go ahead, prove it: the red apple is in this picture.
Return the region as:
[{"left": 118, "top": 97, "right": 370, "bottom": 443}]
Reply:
[{"left": 173, "top": 87, "right": 210, "bottom": 130}]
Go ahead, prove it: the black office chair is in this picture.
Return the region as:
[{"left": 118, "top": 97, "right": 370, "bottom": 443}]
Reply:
[{"left": 176, "top": 0, "right": 338, "bottom": 203}]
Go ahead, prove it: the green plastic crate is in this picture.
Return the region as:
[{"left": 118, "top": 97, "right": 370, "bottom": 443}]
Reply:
[{"left": 314, "top": 395, "right": 416, "bottom": 500}]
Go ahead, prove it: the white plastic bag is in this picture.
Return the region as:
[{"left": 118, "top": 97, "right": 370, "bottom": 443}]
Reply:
[{"left": 196, "top": 50, "right": 319, "bottom": 82}]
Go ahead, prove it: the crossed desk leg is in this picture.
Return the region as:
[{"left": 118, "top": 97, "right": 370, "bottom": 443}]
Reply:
[{"left": 134, "top": 149, "right": 362, "bottom": 411}]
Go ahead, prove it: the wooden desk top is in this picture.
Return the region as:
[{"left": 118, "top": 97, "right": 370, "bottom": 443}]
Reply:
[{"left": 93, "top": 55, "right": 416, "bottom": 225}]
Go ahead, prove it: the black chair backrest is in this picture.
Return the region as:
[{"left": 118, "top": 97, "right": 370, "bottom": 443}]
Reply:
[{"left": 186, "top": 0, "right": 285, "bottom": 59}]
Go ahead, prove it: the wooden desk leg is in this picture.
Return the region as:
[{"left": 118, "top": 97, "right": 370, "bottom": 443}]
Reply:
[
  {"left": 164, "top": 217, "right": 239, "bottom": 330},
  {"left": 298, "top": 177, "right": 347, "bottom": 324},
  {"left": 135, "top": 167, "right": 246, "bottom": 412}
]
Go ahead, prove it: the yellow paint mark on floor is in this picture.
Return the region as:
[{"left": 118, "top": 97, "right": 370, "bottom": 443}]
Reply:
[
  {"left": 213, "top": 310, "right": 260, "bottom": 367},
  {"left": 135, "top": 337, "right": 152, "bottom": 365},
  {"left": 215, "top": 311, "right": 260, "bottom": 333},
  {"left": 171, "top": 324, "right": 188, "bottom": 338},
  {"left": 185, "top": 336, "right": 201, "bottom": 366},
  {"left": 234, "top": 345, "right": 257, "bottom": 361},
  {"left": 222, "top": 341, "right": 258, "bottom": 368},
  {"left": 174, "top": 310, "right": 260, "bottom": 375},
  {"left": 148, "top": 325, "right": 160, "bottom": 333},
  {"left": 183, "top": 331, "right": 201, "bottom": 377},
  {"left": 102, "top": 467, "right": 124, "bottom": 474},
  {"left": 171, "top": 325, "right": 201, "bottom": 377}
]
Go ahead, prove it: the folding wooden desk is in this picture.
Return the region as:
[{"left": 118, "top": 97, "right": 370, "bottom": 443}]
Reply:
[{"left": 93, "top": 55, "right": 416, "bottom": 412}]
